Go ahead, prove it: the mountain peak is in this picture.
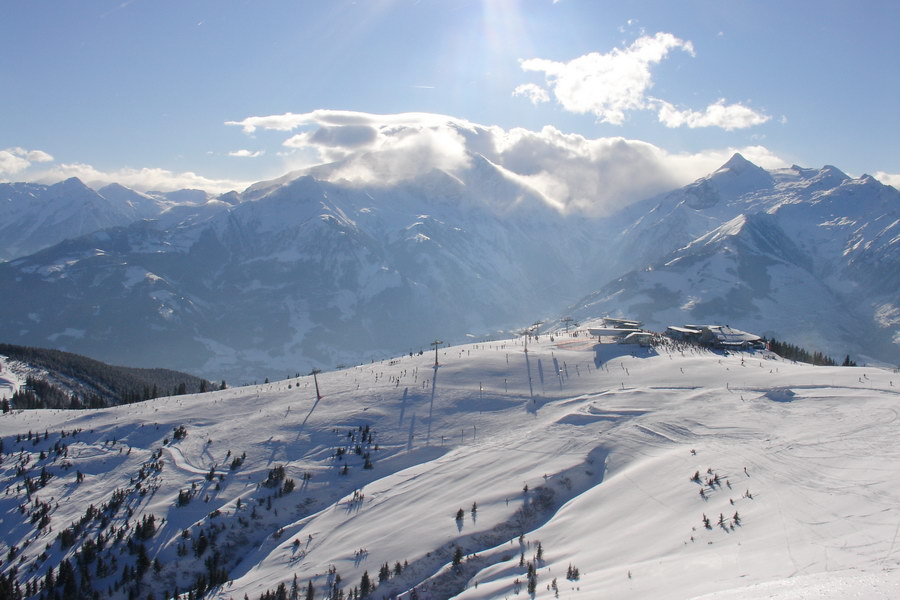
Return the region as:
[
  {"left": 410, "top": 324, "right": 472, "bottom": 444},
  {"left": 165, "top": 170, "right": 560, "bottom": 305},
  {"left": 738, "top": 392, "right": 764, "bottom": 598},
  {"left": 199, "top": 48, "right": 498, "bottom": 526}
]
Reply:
[
  {"left": 54, "top": 177, "right": 91, "bottom": 190},
  {"left": 704, "top": 152, "right": 774, "bottom": 198},
  {"left": 716, "top": 153, "right": 761, "bottom": 175}
]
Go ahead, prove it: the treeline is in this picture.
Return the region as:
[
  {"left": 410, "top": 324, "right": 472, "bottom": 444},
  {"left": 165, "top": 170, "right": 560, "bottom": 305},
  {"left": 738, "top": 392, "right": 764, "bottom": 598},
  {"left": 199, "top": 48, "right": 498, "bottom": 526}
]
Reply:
[
  {"left": 0, "top": 343, "right": 212, "bottom": 409},
  {"left": 765, "top": 338, "right": 854, "bottom": 367}
]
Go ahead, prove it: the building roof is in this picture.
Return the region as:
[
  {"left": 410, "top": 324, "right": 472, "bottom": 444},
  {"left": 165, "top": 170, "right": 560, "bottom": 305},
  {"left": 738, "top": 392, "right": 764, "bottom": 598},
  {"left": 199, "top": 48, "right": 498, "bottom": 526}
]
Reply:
[
  {"left": 620, "top": 332, "right": 654, "bottom": 344},
  {"left": 602, "top": 317, "right": 643, "bottom": 329},
  {"left": 703, "top": 325, "right": 761, "bottom": 343},
  {"left": 667, "top": 326, "right": 702, "bottom": 335},
  {"left": 588, "top": 327, "right": 642, "bottom": 337}
]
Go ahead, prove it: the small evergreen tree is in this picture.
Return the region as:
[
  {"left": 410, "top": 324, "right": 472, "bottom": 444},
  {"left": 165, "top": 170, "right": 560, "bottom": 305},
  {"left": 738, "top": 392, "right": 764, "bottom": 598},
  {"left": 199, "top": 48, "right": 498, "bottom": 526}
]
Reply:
[
  {"left": 359, "top": 571, "right": 371, "bottom": 597},
  {"left": 452, "top": 546, "right": 464, "bottom": 567}
]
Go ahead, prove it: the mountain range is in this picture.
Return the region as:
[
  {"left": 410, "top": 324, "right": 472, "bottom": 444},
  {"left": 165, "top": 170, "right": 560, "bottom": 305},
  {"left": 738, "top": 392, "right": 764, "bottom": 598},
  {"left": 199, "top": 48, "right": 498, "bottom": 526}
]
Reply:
[{"left": 1, "top": 153, "right": 897, "bottom": 380}]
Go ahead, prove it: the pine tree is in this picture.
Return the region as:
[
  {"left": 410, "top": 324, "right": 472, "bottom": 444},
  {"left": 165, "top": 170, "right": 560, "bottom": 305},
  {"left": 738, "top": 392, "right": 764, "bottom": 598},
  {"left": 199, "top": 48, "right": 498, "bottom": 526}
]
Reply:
[
  {"left": 290, "top": 574, "right": 299, "bottom": 600},
  {"left": 452, "top": 546, "right": 464, "bottom": 567},
  {"left": 527, "top": 569, "right": 537, "bottom": 594},
  {"left": 359, "top": 571, "right": 371, "bottom": 597}
]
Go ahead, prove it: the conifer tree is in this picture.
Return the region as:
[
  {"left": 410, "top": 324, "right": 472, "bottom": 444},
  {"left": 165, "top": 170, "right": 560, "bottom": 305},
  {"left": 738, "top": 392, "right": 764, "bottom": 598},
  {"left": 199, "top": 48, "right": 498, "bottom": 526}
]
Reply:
[
  {"left": 452, "top": 546, "right": 464, "bottom": 567},
  {"left": 359, "top": 571, "right": 371, "bottom": 597}
]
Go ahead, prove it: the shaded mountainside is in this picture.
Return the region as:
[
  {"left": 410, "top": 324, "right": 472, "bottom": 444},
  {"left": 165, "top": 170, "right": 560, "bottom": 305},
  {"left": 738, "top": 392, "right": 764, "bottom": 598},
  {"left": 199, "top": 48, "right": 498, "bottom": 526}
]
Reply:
[{"left": 0, "top": 343, "right": 210, "bottom": 408}]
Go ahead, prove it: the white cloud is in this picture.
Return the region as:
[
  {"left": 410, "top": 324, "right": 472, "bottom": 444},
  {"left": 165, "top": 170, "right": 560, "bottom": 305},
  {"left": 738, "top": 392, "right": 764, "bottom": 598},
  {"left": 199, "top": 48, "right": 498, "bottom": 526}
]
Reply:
[
  {"left": 17, "top": 148, "right": 54, "bottom": 163},
  {"left": 0, "top": 151, "right": 30, "bottom": 177},
  {"left": 228, "top": 149, "right": 266, "bottom": 158},
  {"left": 227, "top": 109, "right": 787, "bottom": 216},
  {"left": 655, "top": 99, "right": 771, "bottom": 130},
  {"left": 512, "top": 83, "right": 550, "bottom": 105},
  {"left": 519, "top": 32, "right": 694, "bottom": 125},
  {"left": 1, "top": 145, "right": 245, "bottom": 193},
  {"left": 0, "top": 146, "right": 55, "bottom": 178},
  {"left": 517, "top": 32, "right": 774, "bottom": 132},
  {"left": 29, "top": 163, "right": 247, "bottom": 194},
  {"left": 874, "top": 171, "right": 900, "bottom": 189}
]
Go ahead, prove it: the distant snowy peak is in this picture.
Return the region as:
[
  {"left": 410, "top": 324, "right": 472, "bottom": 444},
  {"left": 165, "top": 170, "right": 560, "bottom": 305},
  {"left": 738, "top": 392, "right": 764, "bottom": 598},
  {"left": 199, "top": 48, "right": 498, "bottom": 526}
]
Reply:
[
  {"left": 146, "top": 188, "right": 212, "bottom": 205},
  {"left": 97, "top": 182, "right": 165, "bottom": 220},
  {"left": 0, "top": 178, "right": 134, "bottom": 261},
  {"left": 243, "top": 150, "right": 558, "bottom": 219},
  {"left": 671, "top": 212, "right": 811, "bottom": 272},
  {"left": 0, "top": 178, "right": 226, "bottom": 261},
  {"left": 701, "top": 152, "right": 774, "bottom": 199}
]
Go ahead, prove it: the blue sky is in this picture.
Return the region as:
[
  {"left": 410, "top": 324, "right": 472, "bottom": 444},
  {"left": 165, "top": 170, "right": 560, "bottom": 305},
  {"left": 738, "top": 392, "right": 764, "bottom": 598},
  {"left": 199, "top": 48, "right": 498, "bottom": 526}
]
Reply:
[{"left": 1, "top": 0, "right": 898, "bottom": 195}]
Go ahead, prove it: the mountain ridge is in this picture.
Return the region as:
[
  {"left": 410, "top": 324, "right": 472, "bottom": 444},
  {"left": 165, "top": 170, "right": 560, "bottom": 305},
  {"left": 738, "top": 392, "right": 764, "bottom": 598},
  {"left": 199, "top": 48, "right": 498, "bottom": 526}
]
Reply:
[{"left": 1, "top": 154, "right": 897, "bottom": 378}]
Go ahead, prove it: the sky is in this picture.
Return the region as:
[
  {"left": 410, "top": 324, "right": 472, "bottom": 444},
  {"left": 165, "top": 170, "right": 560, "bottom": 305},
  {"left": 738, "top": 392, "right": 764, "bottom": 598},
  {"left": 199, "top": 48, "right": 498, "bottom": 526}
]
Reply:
[{"left": 1, "top": 0, "right": 898, "bottom": 201}]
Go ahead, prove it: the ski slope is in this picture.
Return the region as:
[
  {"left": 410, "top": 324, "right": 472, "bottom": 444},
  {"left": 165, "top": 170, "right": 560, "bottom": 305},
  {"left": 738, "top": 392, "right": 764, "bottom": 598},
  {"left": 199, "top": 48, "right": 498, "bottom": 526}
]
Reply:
[{"left": 0, "top": 334, "right": 898, "bottom": 599}]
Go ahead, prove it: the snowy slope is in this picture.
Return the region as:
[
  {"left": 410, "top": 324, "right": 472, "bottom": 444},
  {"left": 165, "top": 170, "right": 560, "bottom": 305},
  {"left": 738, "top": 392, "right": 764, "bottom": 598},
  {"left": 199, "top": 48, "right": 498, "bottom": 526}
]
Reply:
[
  {"left": 0, "top": 356, "right": 24, "bottom": 399},
  {"left": 1, "top": 333, "right": 897, "bottom": 599}
]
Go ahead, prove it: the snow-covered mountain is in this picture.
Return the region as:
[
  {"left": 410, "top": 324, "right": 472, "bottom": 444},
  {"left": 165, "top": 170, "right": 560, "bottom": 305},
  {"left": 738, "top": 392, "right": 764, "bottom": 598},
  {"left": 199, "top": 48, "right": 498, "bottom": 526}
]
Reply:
[
  {"left": 1, "top": 154, "right": 897, "bottom": 379},
  {"left": 1, "top": 334, "right": 898, "bottom": 599},
  {"left": 568, "top": 156, "right": 899, "bottom": 366},
  {"left": 0, "top": 157, "right": 613, "bottom": 381},
  {"left": 0, "top": 179, "right": 224, "bottom": 262}
]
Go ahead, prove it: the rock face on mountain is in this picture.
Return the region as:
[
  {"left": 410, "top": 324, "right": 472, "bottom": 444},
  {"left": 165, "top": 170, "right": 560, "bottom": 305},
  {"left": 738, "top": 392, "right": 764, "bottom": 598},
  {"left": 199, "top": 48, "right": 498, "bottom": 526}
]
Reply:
[
  {"left": 569, "top": 156, "right": 899, "bottom": 366},
  {"left": 1, "top": 154, "right": 897, "bottom": 378}
]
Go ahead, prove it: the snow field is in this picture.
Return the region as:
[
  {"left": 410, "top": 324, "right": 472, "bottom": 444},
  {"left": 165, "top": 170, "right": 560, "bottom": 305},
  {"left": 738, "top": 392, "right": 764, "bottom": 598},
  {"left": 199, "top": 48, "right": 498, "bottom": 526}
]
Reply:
[{"left": 0, "top": 335, "right": 898, "bottom": 599}]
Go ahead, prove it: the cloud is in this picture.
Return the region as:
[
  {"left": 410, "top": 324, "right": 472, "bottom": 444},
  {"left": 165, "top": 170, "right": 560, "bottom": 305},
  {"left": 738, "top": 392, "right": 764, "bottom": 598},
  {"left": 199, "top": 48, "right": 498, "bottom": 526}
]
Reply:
[
  {"left": 519, "top": 32, "right": 694, "bottom": 125},
  {"left": 0, "top": 147, "right": 55, "bottom": 178},
  {"left": 512, "top": 83, "right": 550, "bottom": 105},
  {"left": 874, "top": 171, "right": 900, "bottom": 189},
  {"left": 227, "top": 109, "right": 787, "bottom": 216},
  {"left": 655, "top": 99, "right": 771, "bottom": 130},
  {"left": 517, "top": 32, "right": 773, "bottom": 132},
  {"left": 228, "top": 149, "right": 266, "bottom": 158},
  {"left": 285, "top": 125, "right": 378, "bottom": 150},
  {"left": 1, "top": 146, "right": 245, "bottom": 193},
  {"left": 0, "top": 151, "right": 30, "bottom": 177},
  {"left": 29, "top": 163, "right": 247, "bottom": 194}
]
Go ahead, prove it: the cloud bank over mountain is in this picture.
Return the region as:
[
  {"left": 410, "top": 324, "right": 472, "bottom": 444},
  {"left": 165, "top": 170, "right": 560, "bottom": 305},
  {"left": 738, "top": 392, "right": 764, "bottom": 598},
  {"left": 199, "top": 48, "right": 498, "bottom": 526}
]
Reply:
[
  {"left": 0, "top": 146, "right": 247, "bottom": 195},
  {"left": 228, "top": 109, "right": 787, "bottom": 215}
]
